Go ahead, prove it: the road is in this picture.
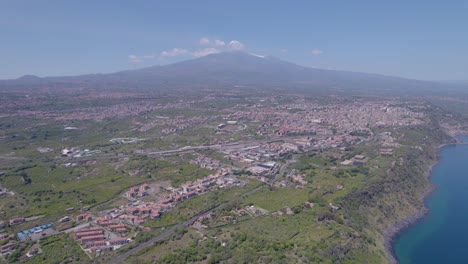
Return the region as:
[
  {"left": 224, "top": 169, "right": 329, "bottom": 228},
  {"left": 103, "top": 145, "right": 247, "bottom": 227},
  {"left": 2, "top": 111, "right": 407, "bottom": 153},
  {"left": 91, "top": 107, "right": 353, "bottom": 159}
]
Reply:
[
  {"left": 141, "top": 137, "right": 285, "bottom": 156},
  {"left": 108, "top": 185, "right": 264, "bottom": 264},
  {"left": 63, "top": 223, "right": 92, "bottom": 234},
  {"left": 278, "top": 155, "right": 296, "bottom": 176}
]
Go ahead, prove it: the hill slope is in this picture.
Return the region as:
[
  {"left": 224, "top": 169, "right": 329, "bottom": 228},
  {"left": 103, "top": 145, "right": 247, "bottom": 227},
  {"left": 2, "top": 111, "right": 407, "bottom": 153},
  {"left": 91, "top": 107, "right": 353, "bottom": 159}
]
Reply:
[{"left": 0, "top": 52, "right": 466, "bottom": 96}]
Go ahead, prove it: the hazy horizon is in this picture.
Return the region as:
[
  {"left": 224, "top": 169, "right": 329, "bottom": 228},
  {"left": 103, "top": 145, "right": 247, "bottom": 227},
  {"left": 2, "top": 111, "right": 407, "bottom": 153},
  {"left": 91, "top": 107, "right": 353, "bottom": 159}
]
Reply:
[
  {"left": 2, "top": 51, "right": 467, "bottom": 83},
  {"left": 1, "top": 1, "right": 467, "bottom": 80}
]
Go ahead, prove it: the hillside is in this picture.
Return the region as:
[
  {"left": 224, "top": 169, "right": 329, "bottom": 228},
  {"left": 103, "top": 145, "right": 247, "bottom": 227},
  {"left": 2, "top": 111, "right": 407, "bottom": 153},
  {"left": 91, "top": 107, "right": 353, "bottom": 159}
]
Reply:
[{"left": 1, "top": 52, "right": 467, "bottom": 97}]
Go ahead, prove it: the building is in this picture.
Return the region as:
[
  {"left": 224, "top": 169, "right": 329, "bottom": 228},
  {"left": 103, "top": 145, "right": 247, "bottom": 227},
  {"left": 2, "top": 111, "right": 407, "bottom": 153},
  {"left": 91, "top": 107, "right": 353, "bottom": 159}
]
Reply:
[
  {"left": 26, "top": 248, "right": 40, "bottom": 258},
  {"left": 340, "top": 160, "right": 353, "bottom": 166},
  {"left": 282, "top": 143, "right": 300, "bottom": 152},
  {"left": 17, "top": 223, "right": 53, "bottom": 241},
  {"left": 76, "top": 231, "right": 103, "bottom": 239},
  {"left": 353, "top": 155, "right": 366, "bottom": 161},
  {"left": 352, "top": 155, "right": 367, "bottom": 165},
  {"left": 380, "top": 148, "right": 394, "bottom": 156},
  {"left": 9, "top": 217, "right": 25, "bottom": 225},
  {"left": 76, "top": 214, "right": 93, "bottom": 222},
  {"left": 81, "top": 235, "right": 106, "bottom": 244},
  {"left": 90, "top": 245, "right": 112, "bottom": 252},
  {"left": 0, "top": 242, "right": 15, "bottom": 253},
  {"left": 59, "top": 216, "right": 70, "bottom": 223},
  {"left": 247, "top": 165, "right": 269, "bottom": 175},
  {"left": 86, "top": 240, "right": 107, "bottom": 247}
]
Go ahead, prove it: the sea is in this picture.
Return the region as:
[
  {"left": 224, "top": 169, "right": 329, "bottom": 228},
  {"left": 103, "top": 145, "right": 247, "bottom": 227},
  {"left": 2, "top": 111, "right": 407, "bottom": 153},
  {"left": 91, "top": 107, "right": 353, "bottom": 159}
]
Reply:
[{"left": 393, "top": 135, "right": 468, "bottom": 263}]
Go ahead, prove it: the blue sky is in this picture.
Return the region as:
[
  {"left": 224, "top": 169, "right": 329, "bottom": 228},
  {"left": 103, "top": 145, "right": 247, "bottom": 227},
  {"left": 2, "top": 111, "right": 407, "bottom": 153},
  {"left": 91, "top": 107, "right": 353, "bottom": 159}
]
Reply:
[{"left": 1, "top": 0, "right": 467, "bottom": 80}]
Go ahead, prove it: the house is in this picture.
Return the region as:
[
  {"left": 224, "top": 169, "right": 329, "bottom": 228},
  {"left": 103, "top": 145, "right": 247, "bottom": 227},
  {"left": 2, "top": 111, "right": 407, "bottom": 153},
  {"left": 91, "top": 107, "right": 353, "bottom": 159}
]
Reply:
[
  {"left": 74, "top": 227, "right": 101, "bottom": 234},
  {"left": 140, "top": 184, "right": 150, "bottom": 190},
  {"left": 134, "top": 218, "right": 145, "bottom": 226},
  {"left": 340, "top": 160, "right": 353, "bottom": 166},
  {"left": 161, "top": 199, "right": 172, "bottom": 204},
  {"left": 353, "top": 155, "right": 366, "bottom": 161},
  {"left": 139, "top": 208, "right": 152, "bottom": 215},
  {"left": 96, "top": 217, "right": 113, "bottom": 226},
  {"left": 380, "top": 148, "right": 394, "bottom": 156},
  {"left": 0, "top": 233, "right": 9, "bottom": 240},
  {"left": 285, "top": 207, "right": 294, "bottom": 215},
  {"left": 26, "top": 248, "right": 40, "bottom": 258},
  {"left": 247, "top": 165, "right": 269, "bottom": 175},
  {"left": 86, "top": 240, "right": 106, "bottom": 247},
  {"left": 81, "top": 235, "right": 106, "bottom": 244},
  {"left": 151, "top": 210, "right": 162, "bottom": 219},
  {"left": 59, "top": 216, "right": 70, "bottom": 223},
  {"left": 186, "top": 191, "right": 197, "bottom": 198},
  {"left": 137, "top": 191, "right": 148, "bottom": 197},
  {"left": 0, "top": 242, "right": 15, "bottom": 253},
  {"left": 329, "top": 203, "right": 340, "bottom": 211},
  {"left": 61, "top": 148, "right": 72, "bottom": 156},
  {"left": 90, "top": 245, "right": 112, "bottom": 252},
  {"left": 9, "top": 217, "right": 25, "bottom": 225},
  {"left": 98, "top": 220, "right": 112, "bottom": 227},
  {"left": 95, "top": 217, "right": 107, "bottom": 223},
  {"left": 115, "top": 227, "right": 127, "bottom": 233},
  {"left": 109, "top": 223, "right": 126, "bottom": 229},
  {"left": 271, "top": 211, "right": 284, "bottom": 217},
  {"left": 282, "top": 143, "right": 300, "bottom": 152},
  {"left": 76, "top": 231, "right": 103, "bottom": 239},
  {"left": 76, "top": 214, "right": 92, "bottom": 222},
  {"left": 351, "top": 155, "right": 367, "bottom": 165},
  {"left": 127, "top": 207, "right": 139, "bottom": 215}
]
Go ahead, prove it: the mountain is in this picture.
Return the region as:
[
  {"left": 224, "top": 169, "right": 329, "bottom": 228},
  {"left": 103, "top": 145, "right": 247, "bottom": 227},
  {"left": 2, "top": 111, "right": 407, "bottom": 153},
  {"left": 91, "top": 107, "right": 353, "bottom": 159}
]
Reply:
[
  {"left": 1, "top": 51, "right": 466, "bottom": 96},
  {"left": 436, "top": 80, "right": 468, "bottom": 85},
  {"left": 16, "top": 75, "right": 42, "bottom": 81}
]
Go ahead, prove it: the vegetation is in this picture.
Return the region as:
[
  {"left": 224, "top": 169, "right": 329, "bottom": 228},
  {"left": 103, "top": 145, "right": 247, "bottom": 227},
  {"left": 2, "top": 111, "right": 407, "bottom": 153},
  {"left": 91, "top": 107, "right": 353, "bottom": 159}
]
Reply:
[{"left": 0, "top": 88, "right": 463, "bottom": 264}]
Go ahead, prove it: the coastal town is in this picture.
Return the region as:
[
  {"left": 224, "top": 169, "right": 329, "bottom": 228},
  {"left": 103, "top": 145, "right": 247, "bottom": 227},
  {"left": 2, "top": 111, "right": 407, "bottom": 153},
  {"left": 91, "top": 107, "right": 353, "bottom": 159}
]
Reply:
[
  {"left": 2, "top": 2, "right": 468, "bottom": 262},
  {"left": 0, "top": 90, "right": 464, "bottom": 263}
]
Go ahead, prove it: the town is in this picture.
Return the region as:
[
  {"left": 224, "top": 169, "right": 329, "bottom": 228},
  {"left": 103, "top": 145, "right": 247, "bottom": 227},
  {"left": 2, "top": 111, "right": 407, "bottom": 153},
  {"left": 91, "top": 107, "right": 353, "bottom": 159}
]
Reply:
[{"left": 0, "top": 90, "right": 460, "bottom": 263}]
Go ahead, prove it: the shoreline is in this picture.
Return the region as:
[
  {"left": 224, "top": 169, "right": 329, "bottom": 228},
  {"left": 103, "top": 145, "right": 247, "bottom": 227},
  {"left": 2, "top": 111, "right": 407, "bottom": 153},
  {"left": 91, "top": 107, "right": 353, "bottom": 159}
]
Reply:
[{"left": 383, "top": 142, "right": 455, "bottom": 264}]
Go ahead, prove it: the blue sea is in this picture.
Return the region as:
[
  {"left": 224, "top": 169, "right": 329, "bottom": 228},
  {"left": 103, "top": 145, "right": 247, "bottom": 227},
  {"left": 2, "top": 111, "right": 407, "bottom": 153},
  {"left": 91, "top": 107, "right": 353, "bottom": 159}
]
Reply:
[{"left": 394, "top": 136, "right": 468, "bottom": 263}]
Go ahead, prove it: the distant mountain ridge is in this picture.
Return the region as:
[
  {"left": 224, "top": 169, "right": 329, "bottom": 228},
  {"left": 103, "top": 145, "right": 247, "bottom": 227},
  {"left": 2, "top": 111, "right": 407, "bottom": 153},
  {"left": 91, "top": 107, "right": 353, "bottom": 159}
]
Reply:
[
  {"left": 436, "top": 80, "right": 468, "bottom": 85},
  {"left": 16, "top": 74, "right": 42, "bottom": 81},
  {"left": 1, "top": 51, "right": 466, "bottom": 96}
]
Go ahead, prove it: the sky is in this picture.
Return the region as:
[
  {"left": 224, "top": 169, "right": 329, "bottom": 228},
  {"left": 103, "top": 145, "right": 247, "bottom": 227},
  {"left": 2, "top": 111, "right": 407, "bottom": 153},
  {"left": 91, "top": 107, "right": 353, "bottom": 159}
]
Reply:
[{"left": 1, "top": 0, "right": 467, "bottom": 80}]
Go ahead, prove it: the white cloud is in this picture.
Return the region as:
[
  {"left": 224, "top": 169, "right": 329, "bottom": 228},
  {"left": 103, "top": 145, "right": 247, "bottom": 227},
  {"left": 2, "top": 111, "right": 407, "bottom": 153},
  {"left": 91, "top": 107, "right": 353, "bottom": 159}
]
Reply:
[
  {"left": 128, "top": 55, "right": 143, "bottom": 63},
  {"left": 129, "top": 37, "right": 247, "bottom": 62},
  {"left": 227, "top": 40, "right": 245, "bottom": 50},
  {"left": 192, "top": 48, "right": 220, "bottom": 57},
  {"left": 192, "top": 38, "right": 245, "bottom": 58},
  {"left": 160, "top": 48, "right": 189, "bottom": 57},
  {"left": 281, "top": 49, "right": 288, "bottom": 53},
  {"left": 128, "top": 48, "right": 189, "bottom": 63},
  {"left": 200, "top": 37, "right": 211, "bottom": 46},
  {"left": 250, "top": 53, "right": 265, "bottom": 58},
  {"left": 200, "top": 37, "right": 226, "bottom": 47},
  {"left": 311, "top": 48, "right": 323, "bottom": 56},
  {"left": 214, "top": 39, "right": 225, "bottom": 47}
]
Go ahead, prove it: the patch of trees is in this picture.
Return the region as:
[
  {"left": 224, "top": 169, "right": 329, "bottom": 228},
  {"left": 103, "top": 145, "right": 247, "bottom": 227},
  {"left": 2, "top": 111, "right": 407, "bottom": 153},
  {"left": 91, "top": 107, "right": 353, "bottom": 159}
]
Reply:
[
  {"left": 350, "top": 130, "right": 371, "bottom": 137},
  {"left": 21, "top": 173, "right": 32, "bottom": 184}
]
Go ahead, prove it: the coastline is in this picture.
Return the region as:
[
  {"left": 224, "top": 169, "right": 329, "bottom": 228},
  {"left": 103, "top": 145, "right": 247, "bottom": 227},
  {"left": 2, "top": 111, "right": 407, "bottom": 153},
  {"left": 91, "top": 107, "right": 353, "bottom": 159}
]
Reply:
[{"left": 383, "top": 142, "right": 453, "bottom": 264}]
